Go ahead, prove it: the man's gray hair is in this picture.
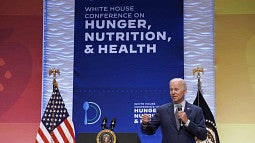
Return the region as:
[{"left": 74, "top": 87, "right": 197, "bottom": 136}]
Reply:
[{"left": 169, "top": 78, "right": 187, "bottom": 90}]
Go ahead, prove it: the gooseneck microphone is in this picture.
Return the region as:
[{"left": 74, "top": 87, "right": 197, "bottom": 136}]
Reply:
[
  {"left": 101, "top": 117, "right": 107, "bottom": 130},
  {"left": 176, "top": 104, "right": 183, "bottom": 127},
  {"left": 110, "top": 118, "right": 116, "bottom": 131}
]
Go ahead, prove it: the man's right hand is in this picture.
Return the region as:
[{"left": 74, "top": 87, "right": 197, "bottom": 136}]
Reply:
[{"left": 141, "top": 114, "right": 150, "bottom": 125}]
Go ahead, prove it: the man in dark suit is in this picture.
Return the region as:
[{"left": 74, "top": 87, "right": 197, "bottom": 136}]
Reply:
[{"left": 141, "top": 78, "right": 207, "bottom": 143}]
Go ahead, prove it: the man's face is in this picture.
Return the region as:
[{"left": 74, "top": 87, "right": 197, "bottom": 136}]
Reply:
[{"left": 170, "top": 81, "right": 186, "bottom": 104}]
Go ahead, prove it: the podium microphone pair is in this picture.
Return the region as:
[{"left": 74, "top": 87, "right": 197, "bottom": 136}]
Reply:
[{"left": 101, "top": 117, "right": 116, "bottom": 131}]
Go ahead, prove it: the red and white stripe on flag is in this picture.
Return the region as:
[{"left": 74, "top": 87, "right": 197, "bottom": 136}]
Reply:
[{"left": 35, "top": 116, "right": 76, "bottom": 143}]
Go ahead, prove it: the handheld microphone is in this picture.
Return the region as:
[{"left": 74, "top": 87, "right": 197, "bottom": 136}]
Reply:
[
  {"left": 176, "top": 104, "right": 183, "bottom": 127},
  {"left": 101, "top": 117, "right": 107, "bottom": 130},
  {"left": 110, "top": 118, "right": 116, "bottom": 131}
]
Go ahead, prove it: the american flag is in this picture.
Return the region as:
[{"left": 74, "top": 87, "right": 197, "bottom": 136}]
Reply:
[{"left": 35, "top": 85, "right": 76, "bottom": 143}]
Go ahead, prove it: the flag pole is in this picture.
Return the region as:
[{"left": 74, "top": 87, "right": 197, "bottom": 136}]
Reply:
[
  {"left": 193, "top": 67, "right": 204, "bottom": 106},
  {"left": 48, "top": 68, "right": 60, "bottom": 143}
]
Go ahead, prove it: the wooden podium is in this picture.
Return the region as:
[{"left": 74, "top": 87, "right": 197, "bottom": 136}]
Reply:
[{"left": 77, "top": 132, "right": 141, "bottom": 143}]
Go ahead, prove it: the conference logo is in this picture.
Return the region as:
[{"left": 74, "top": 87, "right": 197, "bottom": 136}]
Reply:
[{"left": 83, "top": 101, "right": 101, "bottom": 125}]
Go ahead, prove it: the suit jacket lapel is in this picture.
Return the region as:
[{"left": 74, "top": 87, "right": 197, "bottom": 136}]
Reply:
[{"left": 184, "top": 102, "right": 192, "bottom": 117}]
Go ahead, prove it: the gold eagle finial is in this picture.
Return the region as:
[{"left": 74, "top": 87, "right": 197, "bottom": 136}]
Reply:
[
  {"left": 49, "top": 68, "right": 60, "bottom": 87},
  {"left": 193, "top": 67, "right": 204, "bottom": 80}
]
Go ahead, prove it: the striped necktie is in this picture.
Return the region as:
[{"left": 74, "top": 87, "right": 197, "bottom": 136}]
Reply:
[{"left": 175, "top": 105, "right": 180, "bottom": 130}]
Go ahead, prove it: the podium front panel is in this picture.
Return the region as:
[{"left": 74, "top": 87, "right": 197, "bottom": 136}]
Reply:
[{"left": 77, "top": 132, "right": 141, "bottom": 143}]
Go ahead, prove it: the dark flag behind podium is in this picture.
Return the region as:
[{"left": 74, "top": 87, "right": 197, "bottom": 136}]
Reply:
[
  {"left": 35, "top": 84, "right": 76, "bottom": 143},
  {"left": 193, "top": 89, "right": 220, "bottom": 143}
]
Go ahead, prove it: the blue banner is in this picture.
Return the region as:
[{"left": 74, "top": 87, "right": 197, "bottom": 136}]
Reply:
[{"left": 73, "top": 0, "right": 183, "bottom": 142}]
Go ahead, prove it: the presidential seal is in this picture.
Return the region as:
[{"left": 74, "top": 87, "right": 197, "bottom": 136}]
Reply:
[
  {"left": 196, "top": 120, "right": 218, "bottom": 143},
  {"left": 96, "top": 129, "right": 117, "bottom": 143}
]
